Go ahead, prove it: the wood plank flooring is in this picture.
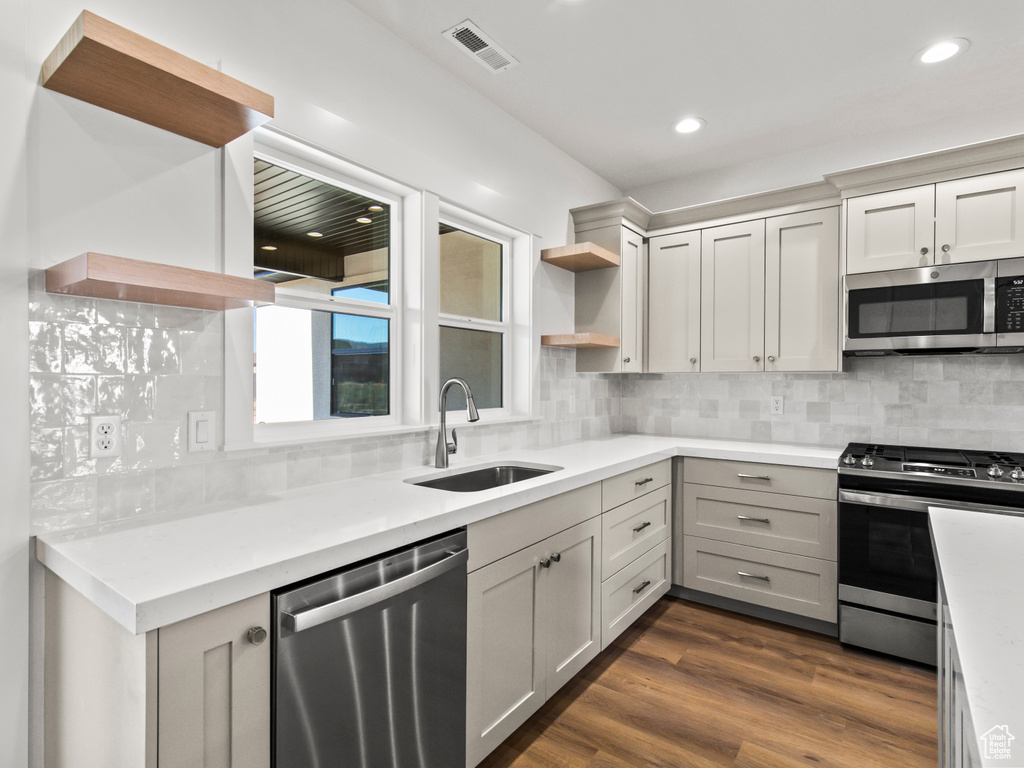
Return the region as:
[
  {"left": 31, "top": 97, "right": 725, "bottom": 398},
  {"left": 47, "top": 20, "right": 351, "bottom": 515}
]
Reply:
[{"left": 477, "top": 597, "right": 937, "bottom": 768}]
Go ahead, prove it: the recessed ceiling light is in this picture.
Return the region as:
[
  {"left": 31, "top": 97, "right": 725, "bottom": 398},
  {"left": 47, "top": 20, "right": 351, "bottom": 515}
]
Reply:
[
  {"left": 918, "top": 38, "right": 969, "bottom": 64},
  {"left": 356, "top": 217, "right": 372, "bottom": 224},
  {"left": 674, "top": 117, "right": 706, "bottom": 134},
  {"left": 368, "top": 205, "right": 384, "bottom": 212},
  {"left": 261, "top": 245, "right": 278, "bottom": 251},
  {"left": 307, "top": 231, "right": 323, "bottom": 238}
]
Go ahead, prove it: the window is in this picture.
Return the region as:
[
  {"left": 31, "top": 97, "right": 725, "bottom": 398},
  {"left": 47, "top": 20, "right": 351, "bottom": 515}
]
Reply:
[
  {"left": 438, "top": 221, "right": 508, "bottom": 413},
  {"left": 252, "top": 157, "right": 399, "bottom": 426}
]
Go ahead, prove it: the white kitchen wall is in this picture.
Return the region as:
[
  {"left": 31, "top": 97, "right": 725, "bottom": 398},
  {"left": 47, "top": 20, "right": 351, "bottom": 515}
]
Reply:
[{"left": 616, "top": 355, "right": 1024, "bottom": 453}]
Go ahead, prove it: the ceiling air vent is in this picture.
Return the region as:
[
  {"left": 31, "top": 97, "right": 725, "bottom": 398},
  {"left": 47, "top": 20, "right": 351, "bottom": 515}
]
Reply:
[{"left": 443, "top": 20, "right": 519, "bottom": 73}]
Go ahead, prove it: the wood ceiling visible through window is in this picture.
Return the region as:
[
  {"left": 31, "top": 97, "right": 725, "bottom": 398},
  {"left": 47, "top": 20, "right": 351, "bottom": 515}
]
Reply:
[{"left": 253, "top": 159, "right": 390, "bottom": 283}]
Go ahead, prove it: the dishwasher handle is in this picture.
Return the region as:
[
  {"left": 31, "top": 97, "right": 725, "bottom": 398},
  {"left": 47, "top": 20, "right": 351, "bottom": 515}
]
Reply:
[{"left": 282, "top": 546, "right": 469, "bottom": 633}]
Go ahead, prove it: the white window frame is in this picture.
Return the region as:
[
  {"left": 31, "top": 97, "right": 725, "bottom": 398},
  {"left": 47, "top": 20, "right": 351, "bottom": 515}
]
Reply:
[
  {"left": 222, "top": 127, "right": 533, "bottom": 450},
  {"left": 437, "top": 208, "right": 512, "bottom": 422}
]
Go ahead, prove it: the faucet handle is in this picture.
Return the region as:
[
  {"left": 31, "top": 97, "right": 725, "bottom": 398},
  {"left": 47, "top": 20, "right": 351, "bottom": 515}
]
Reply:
[{"left": 449, "top": 428, "right": 459, "bottom": 456}]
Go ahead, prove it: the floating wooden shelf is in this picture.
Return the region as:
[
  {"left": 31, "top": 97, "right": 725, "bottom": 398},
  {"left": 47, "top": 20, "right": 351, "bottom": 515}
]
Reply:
[
  {"left": 41, "top": 11, "right": 274, "bottom": 148},
  {"left": 541, "top": 333, "right": 620, "bottom": 349},
  {"left": 541, "top": 242, "right": 620, "bottom": 272},
  {"left": 46, "top": 253, "right": 275, "bottom": 311}
]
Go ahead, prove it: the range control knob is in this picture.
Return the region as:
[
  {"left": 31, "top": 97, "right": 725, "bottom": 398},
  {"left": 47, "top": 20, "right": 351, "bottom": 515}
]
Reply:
[
  {"left": 860, "top": 456, "right": 875, "bottom": 468},
  {"left": 988, "top": 465, "right": 1005, "bottom": 478},
  {"left": 1011, "top": 467, "right": 1024, "bottom": 481},
  {"left": 843, "top": 454, "right": 858, "bottom": 466}
]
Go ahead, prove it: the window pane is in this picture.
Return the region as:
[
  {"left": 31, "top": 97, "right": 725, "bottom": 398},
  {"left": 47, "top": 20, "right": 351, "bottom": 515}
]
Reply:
[
  {"left": 254, "top": 305, "right": 389, "bottom": 423},
  {"left": 439, "top": 224, "right": 502, "bottom": 321},
  {"left": 439, "top": 326, "right": 501, "bottom": 410},
  {"left": 254, "top": 159, "right": 390, "bottom": 303}
]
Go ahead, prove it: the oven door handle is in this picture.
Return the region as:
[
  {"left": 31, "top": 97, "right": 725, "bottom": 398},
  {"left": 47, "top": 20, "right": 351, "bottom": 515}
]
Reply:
[{"left": 839, "top": 489, "right": 1022, "bottom": 516}]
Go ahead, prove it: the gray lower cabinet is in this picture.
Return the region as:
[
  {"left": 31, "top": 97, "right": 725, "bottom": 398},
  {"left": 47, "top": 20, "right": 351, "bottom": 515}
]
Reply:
[
  {"left": 678, "top": 457, "right": 838, "bottom": 623},
  {"left": 44, "top": 569, "right": 270, "bottom": 768}
]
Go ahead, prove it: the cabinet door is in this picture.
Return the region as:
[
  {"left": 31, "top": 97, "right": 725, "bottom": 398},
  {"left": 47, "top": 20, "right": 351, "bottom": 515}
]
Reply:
[
  {"left": 466, "top": 545, "right": 545, "bottom": 767},
  {"left": 647, "top": 231, "right": 701, "bottom": 372},
  {"left": 700, "top": 220, "right": 765, "bottom": 371},
  {"left": 846, "top": 185, "right": 935, "bottom": 274},
  {"left": 765, "top": 207, "right": 840, "bottom": 372},
  {"left": 540, "top": 517, "right": 602, "bottom": 693},
  {"left": 935, "top": 169, "right": 1024, "bottom": 264},
  {"left": 158, "top": 592, "right": 270, "bottom": 768},
  {"left": 620, "top": 228, "right": 645, "bottom": 373}
]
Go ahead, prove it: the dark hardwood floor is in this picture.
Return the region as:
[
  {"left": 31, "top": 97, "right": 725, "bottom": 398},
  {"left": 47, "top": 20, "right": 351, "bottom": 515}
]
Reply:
[{"left": 477, "top": 596, "right": 938, "bottom": 768}]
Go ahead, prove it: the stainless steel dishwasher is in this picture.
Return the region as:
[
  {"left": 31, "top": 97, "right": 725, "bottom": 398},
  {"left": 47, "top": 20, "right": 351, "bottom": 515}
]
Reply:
[{"left": 273, "top": 529, "right": 468, "bottom": 768}]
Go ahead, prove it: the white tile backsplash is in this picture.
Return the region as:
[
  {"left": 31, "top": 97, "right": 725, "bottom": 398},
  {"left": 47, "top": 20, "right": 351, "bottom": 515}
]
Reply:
[{"left": 32, "top": 272, "right": 1024, "bottom": 534}]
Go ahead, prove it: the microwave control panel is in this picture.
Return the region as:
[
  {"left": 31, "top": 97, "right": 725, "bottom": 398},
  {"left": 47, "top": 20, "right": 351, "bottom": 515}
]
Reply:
[{"left": 996, "top": 275, "right": 1024, "bottom": 333}]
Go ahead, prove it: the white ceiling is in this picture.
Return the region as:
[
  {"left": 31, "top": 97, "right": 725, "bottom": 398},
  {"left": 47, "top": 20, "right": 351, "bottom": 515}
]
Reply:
[{"left": 344, "top": 0, "right": 1024, "bottom": 203}]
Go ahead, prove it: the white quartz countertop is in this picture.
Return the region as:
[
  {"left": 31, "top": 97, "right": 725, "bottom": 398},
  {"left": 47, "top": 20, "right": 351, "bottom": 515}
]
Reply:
[
  {"left": 930, "top": 507, "right": 1024, "bottom": 763},
  {"left": 35, "top": 435, "right": 841, "bottom": 635}
]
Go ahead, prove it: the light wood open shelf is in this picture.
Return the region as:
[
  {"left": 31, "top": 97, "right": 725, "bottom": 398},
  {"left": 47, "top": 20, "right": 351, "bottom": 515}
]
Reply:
[
  {"left": 46, "top": 253, "right": 275, "bottom": 311},
  {"left": 541, "top": 242, "right": 620, "bottom": 272},
  {"left": 541, "top": 333, "right": 620, "bottom": 349},
  {"left": 41, "top": 11, "right": 274, "bottom": 147}
]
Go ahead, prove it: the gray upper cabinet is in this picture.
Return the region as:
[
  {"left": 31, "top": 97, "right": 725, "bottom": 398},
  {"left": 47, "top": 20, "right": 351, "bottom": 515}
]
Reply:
[
  {"left": 764, "top": 207, "right": 840, "bottom": 372},
  {"left": 700, "top": 219, "right": 766, "bottom": 372},
  {"left": 574, "top": 223, "right": 646, "bottom": 373},
  {"left": 846, "top": 168, "right": 1024, "bottom": 274},
  {"left": 647, "top": 230, "right": 701, "bottom": 372}
]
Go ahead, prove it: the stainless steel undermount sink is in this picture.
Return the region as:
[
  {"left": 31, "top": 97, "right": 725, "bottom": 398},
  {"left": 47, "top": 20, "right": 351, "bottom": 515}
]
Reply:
[{"left": 406, "top": 462, "right": 562, "bottom": 492}]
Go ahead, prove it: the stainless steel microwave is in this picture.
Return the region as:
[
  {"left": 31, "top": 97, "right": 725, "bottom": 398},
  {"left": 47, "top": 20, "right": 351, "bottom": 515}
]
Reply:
[{"left": 843, "top": 258, "right": 1024, "bottom": 355}]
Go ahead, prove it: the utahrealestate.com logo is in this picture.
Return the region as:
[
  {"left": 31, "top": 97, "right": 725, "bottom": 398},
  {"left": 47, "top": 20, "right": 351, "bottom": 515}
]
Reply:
[{"left": 980, "top": 725, "right": 1015, "bottom": 761}]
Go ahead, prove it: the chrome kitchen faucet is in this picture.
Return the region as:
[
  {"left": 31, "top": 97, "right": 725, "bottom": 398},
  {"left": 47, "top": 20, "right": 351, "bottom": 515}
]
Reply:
[{"left": 435, "top": 377, "right": 480, "bottom": 468}]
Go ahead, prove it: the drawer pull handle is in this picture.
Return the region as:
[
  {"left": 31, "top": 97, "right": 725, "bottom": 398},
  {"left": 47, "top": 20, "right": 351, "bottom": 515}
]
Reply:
[
  {"left": 737, "top": 473, "right": 771, "bottom": 481},
  {"left": 539, "top": 557, "right": 551, "bottom": 568},
  {"left": 633, "top": 579, "right": 652, "bottom": 595},
  {"left": 550, "top": 552, "right": 561, "bottom": 563},
  {"left": 633, "top": 521, "right": 652, "bottom": 533},
  {"left": 737, "top": 515, "right": 771, "bottom": 524},
  {"left": 635, "top": 477, "right": 654, "bottom": 487},
  {"left": 737, "top": 571, "right": 771, "bottom": 583}
]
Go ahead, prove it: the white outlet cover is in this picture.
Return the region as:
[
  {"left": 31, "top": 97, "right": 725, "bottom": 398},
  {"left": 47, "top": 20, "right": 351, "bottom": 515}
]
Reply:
[
  {"left": 770, "top": 396, "right": 784, "bottom": 415},
  {"left": 188, "top": 411, "right": 217, "bottom": 453},
  {"left": 89, "top": 415, "right": 123, "bottom": 459}
]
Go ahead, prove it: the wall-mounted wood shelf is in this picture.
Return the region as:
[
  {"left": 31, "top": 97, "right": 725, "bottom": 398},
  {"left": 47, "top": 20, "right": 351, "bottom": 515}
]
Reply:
[
  {"left": 541, "top": 242, "right": 620, "bottom": 272},
  {"left": 541, "top": 333, "right": 620, "bottom": 349},
  {"left": 41, "top": 10, "right": 274, "bottom": 148},
  {"left": 46, "top": 253, "right": 275, "bottom": 311}
]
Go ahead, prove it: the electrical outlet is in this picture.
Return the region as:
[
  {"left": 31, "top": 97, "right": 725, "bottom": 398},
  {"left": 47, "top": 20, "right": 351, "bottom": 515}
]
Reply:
[
  {"left": 89, "top": 415, "right": 123, "bottom": 459},
  {"left": 770, "top": 396, "right": 784, "bottom": 416}
]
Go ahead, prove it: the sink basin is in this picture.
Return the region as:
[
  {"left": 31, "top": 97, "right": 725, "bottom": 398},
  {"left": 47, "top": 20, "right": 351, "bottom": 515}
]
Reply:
[{"left": 407, "top": 462, "right": 562, "bottom": 492}]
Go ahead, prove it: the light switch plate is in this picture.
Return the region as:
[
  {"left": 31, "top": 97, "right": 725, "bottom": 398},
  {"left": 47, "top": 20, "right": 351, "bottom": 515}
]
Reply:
[{"left": 187, "top": 410, "right": 216, "bottom": 452}]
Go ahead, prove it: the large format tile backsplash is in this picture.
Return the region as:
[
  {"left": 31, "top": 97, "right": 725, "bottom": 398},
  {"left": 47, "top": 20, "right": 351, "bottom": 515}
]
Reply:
[
  {"left": 28, "top": 276, "right": 614, "bottom": 533},
  {"left": 28, "top": 272, "right": 1024, "bottom": 534}
]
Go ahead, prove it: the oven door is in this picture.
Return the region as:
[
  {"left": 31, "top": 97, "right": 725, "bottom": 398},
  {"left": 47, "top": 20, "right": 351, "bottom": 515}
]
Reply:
[
  {"left": 838, "top": 490, "right": 937, "bottom": 608},
  {"left": 844, "top": 262, "right": 996, "bottom": 353}
]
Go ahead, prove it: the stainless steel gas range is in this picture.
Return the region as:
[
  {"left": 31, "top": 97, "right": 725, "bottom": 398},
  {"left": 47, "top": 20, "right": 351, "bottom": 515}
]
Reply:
[{"left": 838, "top": 443, "right": 1024, "bottom": 666}]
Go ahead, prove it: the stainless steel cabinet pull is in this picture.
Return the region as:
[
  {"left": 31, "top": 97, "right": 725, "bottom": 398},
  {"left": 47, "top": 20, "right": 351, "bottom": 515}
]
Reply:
[
  {"left": 767, "top": 355, "right": 775, "bottom": 362},
  {"left": 633, "top": 579, "right": 652, "bottom": 595},
  {"left": 623, "top": 357, "right": 631, "bottom": 363},
  {"left": 634, "top": 477, "right": 654, "bottom": 487},
  {"left": 282, "top": 547, "right": 469, "bottom": 632},
  {"left": 689, "top": 357, "right": 697, "bottom": 364},
  {"left": 633, "top": 521, "right": 652, "bottom": 533},
  {"left": 942, "top": 244, "right": 951, "bottom": 253},
  {"left": 737, "top": 515, "right": 771, "bottom": 524},
  {"left": 920, "top": 246, "right": 930, "bottom": 255},
  {"left": 539, "top": 557, "right": 551, "bottom": 568},
  {"left": 753, "top": 355, "right": 761, "bottom": 363},
  {"left": 247, "top": 626, "right": 268, "bottom": 645},
  {"left": 737, "top": 473, "right": 771, "bottom": 481},
  {"left": 737, "top": 571, "right": 771, "bottom": 583},
  {"left": 550, "top": 552, "right": 561, "bottom": 563}
]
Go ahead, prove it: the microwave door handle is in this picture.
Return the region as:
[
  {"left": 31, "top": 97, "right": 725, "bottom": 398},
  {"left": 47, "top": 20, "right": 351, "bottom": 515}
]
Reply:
[{"left": 984, "top": 277, "right": 996, "bottom": 333}]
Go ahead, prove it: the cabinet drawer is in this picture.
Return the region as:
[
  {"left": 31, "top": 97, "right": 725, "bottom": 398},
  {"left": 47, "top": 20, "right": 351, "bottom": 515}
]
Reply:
[
  {"left": 602, "top": 460, "right": 671, "bottom": 511},
  {"left": 602, "top": 485, "right": 670, "bottom": 577},
  {"left": 601, "top": 538, "right": 670, "bottom": 649},
  {"left": 468, "top": 483, "right": 600, "bottom": 572},
  {"left": 682, "top": 536, "right": 837, "bottom": 622},
  {"left": 682, "top": 484, "right": 836, "bottom": 560},
  {"left": 684, "top": 457, "right": 836, "bottom": 500}
]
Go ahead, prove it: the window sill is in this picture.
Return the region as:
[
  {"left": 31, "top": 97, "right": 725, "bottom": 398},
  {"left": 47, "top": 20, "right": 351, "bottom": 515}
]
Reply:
[{"left": 224, "top": 413, "right": 541, "bottom": 453}]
